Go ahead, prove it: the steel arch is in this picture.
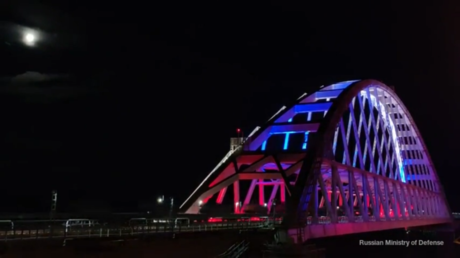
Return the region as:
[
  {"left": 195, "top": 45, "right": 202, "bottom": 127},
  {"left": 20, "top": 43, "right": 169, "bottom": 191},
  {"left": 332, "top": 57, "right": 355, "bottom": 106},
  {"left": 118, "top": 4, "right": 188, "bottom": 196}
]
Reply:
[
  {"left": 180, "top": 79, "right": 451, "bottom": 241},
  {"left": 292, "top": 80, "right": 450, "bottom": 220}
]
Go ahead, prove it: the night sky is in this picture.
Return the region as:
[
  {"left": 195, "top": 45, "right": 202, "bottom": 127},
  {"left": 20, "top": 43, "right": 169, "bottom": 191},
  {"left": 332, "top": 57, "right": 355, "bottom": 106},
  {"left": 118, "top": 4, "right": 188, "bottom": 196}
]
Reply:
[{"left": 0, "top": 1, "right": 459, "bottom": 213}]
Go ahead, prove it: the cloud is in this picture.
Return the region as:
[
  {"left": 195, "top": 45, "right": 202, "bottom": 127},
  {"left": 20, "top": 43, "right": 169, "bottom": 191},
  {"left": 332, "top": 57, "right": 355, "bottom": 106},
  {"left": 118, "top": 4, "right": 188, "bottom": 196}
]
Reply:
[
  {"left": 0, "top": 71, "right": 90, "bottom": 102},
  {"left": 10, "top": 71, "right": 67, "bottom": 84}
]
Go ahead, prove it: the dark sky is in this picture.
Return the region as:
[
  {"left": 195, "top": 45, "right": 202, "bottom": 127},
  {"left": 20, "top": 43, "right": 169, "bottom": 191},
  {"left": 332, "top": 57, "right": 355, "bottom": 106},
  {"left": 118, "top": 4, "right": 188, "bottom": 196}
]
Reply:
[{"left": 0, "top": 1, "right": 459, "bottom": 212}]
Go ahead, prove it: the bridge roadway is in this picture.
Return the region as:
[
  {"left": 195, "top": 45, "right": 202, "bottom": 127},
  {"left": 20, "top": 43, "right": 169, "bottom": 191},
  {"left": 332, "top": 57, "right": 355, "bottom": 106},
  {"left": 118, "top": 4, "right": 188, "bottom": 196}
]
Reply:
[
  {"left": 0, "top": 220, "right": 275, "bottom": 242},
  {"left": 0, "top": 212, "right": 457, "bottom": 242}
]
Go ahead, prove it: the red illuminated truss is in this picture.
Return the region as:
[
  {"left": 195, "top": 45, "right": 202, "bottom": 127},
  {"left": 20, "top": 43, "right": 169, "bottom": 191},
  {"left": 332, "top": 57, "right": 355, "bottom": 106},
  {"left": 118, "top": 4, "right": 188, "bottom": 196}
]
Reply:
[{"left": 180, "top": 79, "right": 452, "bottom": 242}]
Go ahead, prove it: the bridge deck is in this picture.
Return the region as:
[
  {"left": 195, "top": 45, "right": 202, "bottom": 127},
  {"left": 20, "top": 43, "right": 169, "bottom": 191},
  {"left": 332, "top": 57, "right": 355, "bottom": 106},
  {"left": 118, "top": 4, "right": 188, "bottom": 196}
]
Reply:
[
  {"left": 0, "top": 221, "right": 270, "bottom": 241},
  {"left": 290, "top": 218, "right": 452, "bottom": 243}
]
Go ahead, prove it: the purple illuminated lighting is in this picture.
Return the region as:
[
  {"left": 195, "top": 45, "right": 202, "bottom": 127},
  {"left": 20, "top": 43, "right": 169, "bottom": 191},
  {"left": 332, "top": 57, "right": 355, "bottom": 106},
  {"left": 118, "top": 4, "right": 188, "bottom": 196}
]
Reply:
[
  {"left": 257, "top": 83, "right": 410, "bottom": 184},
  {"left": 362, "top": 90, "right": 406, "bottom": 182},
  {"left": 180, "top": 79, "right": 447, "bottom": 227}
]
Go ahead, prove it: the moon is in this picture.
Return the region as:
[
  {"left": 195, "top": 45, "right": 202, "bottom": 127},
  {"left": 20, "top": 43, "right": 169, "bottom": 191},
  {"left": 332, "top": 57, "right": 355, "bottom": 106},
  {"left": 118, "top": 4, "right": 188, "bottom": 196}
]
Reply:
[{"left": 23, "top": 32, "right": 37, "bottom": 46}]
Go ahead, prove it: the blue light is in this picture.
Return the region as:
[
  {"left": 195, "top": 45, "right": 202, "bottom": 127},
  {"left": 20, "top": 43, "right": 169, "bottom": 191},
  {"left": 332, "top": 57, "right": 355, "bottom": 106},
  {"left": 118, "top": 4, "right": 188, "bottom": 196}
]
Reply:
[
  {"left": 302, "top": 132, "right": 309, "bottom": 150},
  {"left": 283, "top": 133, "right": 290, "bottom": 150},
  {"left": 352, "top": 149, "right": 358, "bottom": 167},
  {"left": 261, "top": 140, "right": 267, "bottom": 151},
  {"left": 405, "top": 175, "right": 424, "bottom": 181},
  {"left": 294, "top": 102, "right": 332, "bottom": 113},
  {"left": 315, "top": 90, "right": 342, "bottom": 99},
  {"left": 402, "top": 160, "right": 416, "bottom": 165},
  {"left": 399, "top": 165, "right": 406, "bottom": 183},
  {"left": 324, "top": 80, "right": 359, "bottom": 90},
  {"left": 288, "top": 118, "right": 293, "bottom": 122},
  {"left": 271, "top": 130, "right": 310, "bottom": 135}
]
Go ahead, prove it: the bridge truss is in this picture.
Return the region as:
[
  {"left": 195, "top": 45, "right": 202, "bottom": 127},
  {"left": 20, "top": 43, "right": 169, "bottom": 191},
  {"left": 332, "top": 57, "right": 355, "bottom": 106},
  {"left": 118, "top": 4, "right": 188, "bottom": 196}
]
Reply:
[{"left": 180, "top": 79, "right": 451, "bottom": 242}]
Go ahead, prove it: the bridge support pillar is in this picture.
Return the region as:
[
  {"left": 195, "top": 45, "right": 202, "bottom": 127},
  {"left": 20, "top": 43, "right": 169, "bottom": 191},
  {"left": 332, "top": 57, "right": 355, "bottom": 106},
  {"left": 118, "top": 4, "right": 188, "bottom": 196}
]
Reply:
[
  {"left": 259, "top": 179, "right": 265, "bottom": 206},
  {"left": 234, "top": 181, "right": 240, "bottom": 213},
  {"left": 280, "top": 183, "right": 286, "bottom": 203}
]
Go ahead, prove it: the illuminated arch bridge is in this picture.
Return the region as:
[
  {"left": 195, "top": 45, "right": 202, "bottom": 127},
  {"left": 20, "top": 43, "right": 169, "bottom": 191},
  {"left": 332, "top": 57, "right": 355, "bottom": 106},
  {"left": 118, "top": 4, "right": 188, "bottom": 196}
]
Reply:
[{"left": 180, "top": 79, "right": 451, "bottom": 242}]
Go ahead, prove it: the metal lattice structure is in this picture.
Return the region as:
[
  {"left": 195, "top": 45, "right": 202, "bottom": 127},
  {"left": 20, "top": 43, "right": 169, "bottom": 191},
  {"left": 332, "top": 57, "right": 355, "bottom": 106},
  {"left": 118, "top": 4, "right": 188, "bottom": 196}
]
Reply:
[{"left": 180, "top": 79, "right": 451, "bottom": 242}]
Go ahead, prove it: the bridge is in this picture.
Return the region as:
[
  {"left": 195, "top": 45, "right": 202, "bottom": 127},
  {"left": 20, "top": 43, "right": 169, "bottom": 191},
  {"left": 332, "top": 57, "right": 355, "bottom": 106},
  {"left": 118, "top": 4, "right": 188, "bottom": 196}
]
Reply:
[
  {"left": 0, "top": 219, "right": 275, "bottom": 241},
  {"left": 180, "top": 79, "right": 452, "bottom": 243}
]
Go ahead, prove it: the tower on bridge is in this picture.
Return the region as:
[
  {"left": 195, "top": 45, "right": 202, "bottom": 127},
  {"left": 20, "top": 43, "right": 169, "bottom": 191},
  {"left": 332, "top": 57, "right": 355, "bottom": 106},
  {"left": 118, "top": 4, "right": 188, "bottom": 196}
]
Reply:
[{"left": 179, "top": 80, "right": 452, "bottom": 242}]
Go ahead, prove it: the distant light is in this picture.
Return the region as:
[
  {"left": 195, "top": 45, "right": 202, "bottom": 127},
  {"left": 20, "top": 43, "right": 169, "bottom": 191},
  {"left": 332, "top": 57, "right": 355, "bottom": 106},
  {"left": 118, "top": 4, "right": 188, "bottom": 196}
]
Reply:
[
  {"left": 157, "top": 197, "right": 163, "bottom": 203},
  {"left": 264, "top": 203, "right": 267, "bottom": 207},
  {"left": 237, "top": 128, "right": 241, "bottom": 133},
  {"left": 198, "top": 200, "right": 203, "bottom": 205},
  {"left": 235, "top": 202, "right": 239, "bottom": 206}
]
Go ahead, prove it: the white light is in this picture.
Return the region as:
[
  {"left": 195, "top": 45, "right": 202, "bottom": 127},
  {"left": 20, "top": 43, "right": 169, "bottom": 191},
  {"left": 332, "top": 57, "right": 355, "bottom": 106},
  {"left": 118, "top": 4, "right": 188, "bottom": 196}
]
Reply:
[
  {"left": 25, "top": 33, "right": 34, "bottom": 42},
  {"left": 235, "top": 202, "right": 239, "bottom": 206},
  {"left": 264, "top": 203, "right": 267, "bottom": 207},
  {"left": 198, "top": 200, "right": 203, "bottom": 205},
  {"left": 23, "top": 32, "right": 38, "bottom": 46},
  {"left": 157, "top": 198, "right": 163, "bottom": 203}
]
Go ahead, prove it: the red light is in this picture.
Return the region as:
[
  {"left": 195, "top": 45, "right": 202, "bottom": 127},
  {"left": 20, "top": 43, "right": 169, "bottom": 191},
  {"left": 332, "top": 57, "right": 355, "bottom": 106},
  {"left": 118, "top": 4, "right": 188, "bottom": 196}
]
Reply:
[
  {"left": 208, "top": 217, "right": 223, "bottom": 223},
  {"left": 237, "top": 128, "right": 241, "bottom": 133}
]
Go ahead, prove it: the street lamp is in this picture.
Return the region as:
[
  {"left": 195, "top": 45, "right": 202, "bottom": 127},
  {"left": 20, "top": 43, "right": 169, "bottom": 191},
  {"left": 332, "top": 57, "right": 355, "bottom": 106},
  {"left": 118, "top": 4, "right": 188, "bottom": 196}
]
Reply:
[{"left": 158, "top": 195, "right": 174, "bottom": 222}]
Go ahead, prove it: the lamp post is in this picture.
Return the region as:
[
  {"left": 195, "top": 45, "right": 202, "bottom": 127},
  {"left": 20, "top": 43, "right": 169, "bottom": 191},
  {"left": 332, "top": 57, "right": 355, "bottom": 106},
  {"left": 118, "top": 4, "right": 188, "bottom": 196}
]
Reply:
[
  {"left": 170, "top": 197, "right": 174, "bottom": 219},
  {"left": 50, "top": 190, "right": 57, "bottom": 220},
  {"left": 158, "top": 195, "right": 174, "bottom": 225}
]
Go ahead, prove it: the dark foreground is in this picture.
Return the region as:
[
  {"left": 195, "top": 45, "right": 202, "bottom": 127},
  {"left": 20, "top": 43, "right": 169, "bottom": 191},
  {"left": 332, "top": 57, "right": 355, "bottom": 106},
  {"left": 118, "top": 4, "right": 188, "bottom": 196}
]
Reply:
[
  {"left": 0, "top": 230, "right": 273, "bottom": 258},
  {"left": 0, "top": 227, "right": 457, "bottom": 257}
]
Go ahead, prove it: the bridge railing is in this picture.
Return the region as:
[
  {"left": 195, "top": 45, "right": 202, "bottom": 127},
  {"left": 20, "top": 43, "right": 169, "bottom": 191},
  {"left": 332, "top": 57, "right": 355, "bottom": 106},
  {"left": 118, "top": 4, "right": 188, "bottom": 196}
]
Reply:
[
  {"left": 304, "top": 213, "right": 450, "bottom": 225},
  {"left": 0, "top": 221, "right": 276, "bottom": 241}
]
